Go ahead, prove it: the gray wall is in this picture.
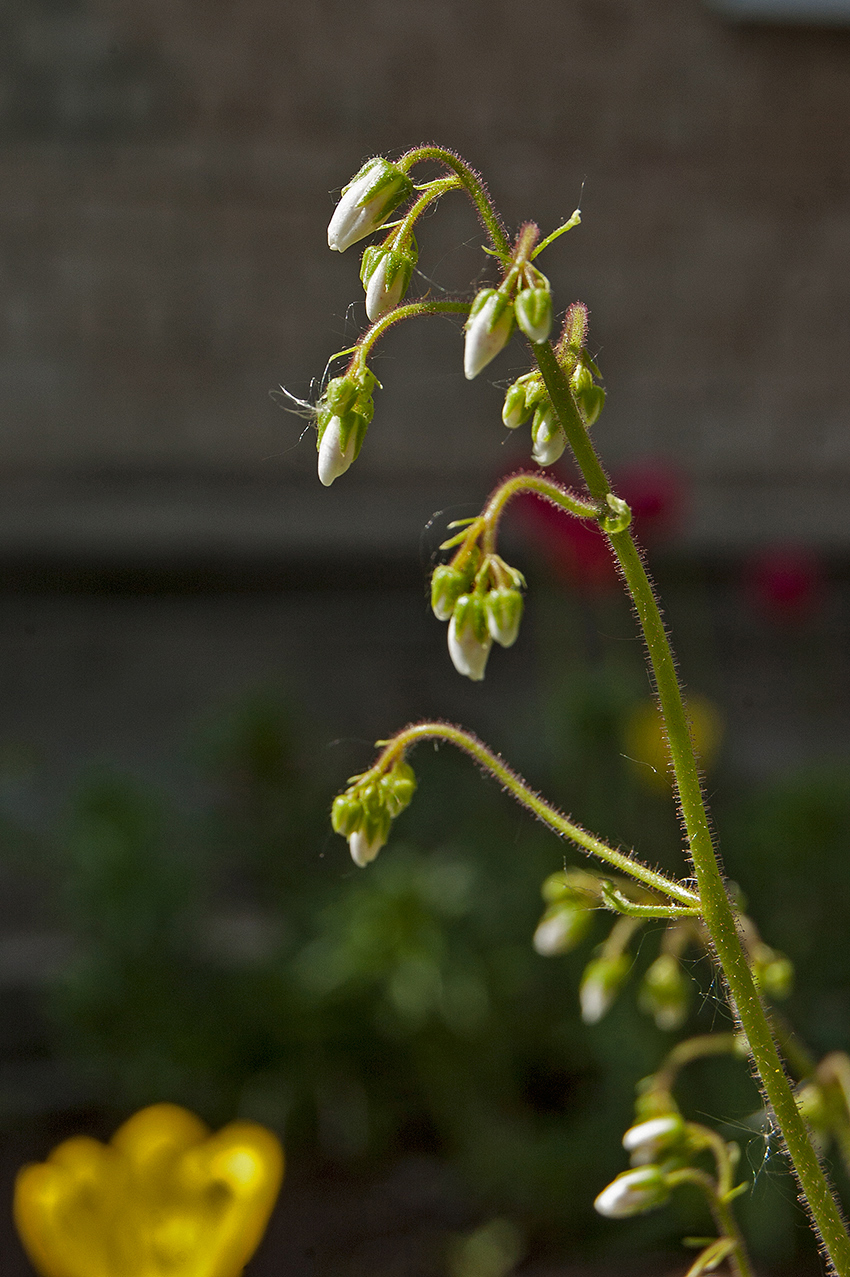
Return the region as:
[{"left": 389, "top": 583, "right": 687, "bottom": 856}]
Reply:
[{"left": 2, "top": 0, "right": 850, "bottom": 557}]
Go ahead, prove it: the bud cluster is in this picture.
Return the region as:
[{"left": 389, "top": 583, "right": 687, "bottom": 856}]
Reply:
[
  {"left": 463, "top": 268, "right": 554, "bottom": 381},
  {"left": 331, "top": 758, "right": 417, "bottom": 867},
  {"left": 316, "top": 367, "right": 377, "bottom": 487},
  {"left": 431, "top": 550, "right": 525, "bottom": 682},
  {"left": 501, "top": 371, "right": 566, "bottom": 467}
]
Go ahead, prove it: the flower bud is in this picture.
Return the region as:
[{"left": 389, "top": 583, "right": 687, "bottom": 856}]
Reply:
[
  {"left": 514, "top": 286, "right": 553, "bottom": 344},
  {"left": 379, "top": 760, "right": 417, "bottom": 817},
  {"left": 579, "top": 953, "right": 630, "bottom": 1024},
  {"left": 348, "top": 825, "right": 387, "bottom": 868},
  {"left": 571, "top": 363, "right": 605, "bottom": 427},
  {"left": 323, "top": 375, "right": 360, "bottom": 414},
  {"left": 464, "top": 290, "right": 514, "bottom": 380},
  {"left": 594, "top": 1166, "right": 670, "bottom": 1219},
  {"left": 753, "top": 944, "right": 794, "bottom": 1000},
  {"left": 531, "top": 403, "right": 566, "bottom": 467},
  {"left": 332, "top": 759, "right": 417, "bottom": 868},
  {"left": 533, "top": 901, "right": 594, "bottom": 956},
  {"left": 327, "top": 158, "right": 414, "bottom": 253},
  {"left": 484, "top": 586, "right": 524, "bottom": 648},
  {"left": 447, "top": 593, "right": 492, "bottom": 681},
  {"left": 431, "top": 561, "right": 475, "bottom": 621},
  {"left": 639, "top": 953, "right": 690, "bottom": 1032},
  {"left": 502, "top": 382, "right": 531, "bottom": 429},
  {"left": 361, "top": 237, "right": 418, "bottom": 322},
  {"left": 622, "top": 1115, "right": 685, "bottom": 1166}
]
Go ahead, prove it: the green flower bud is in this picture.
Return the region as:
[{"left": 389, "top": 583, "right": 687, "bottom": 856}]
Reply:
[
  {"left": 431, "top": 561, "right": 475, "bottom": 622},
  {"left": 379, "top": 760, "right": 417, "bottom": 817},
  {"left": 753, "top": 944, "right": 794, "bottom": 1000},
  {"left": 514, "top": 286, "right": 553, "bottom": 344},
  {"left": 331, "top": 791, "right": 364, "bottom": 838},
  {"left": 580, "top": 952, "right": 631, "bottom": 1024},
  {"left": 502, "top": 382, "right": 531, "bottom": 429},
  {"left": 360, "top": 236, "right": 418, "bottom": 322},
  {"left": 639, "top": 954, "right": 690, "bottom": 1032},
  {"left": 484, "top": 586, "right": 524, "bottom": 648},
  {"left": 327, "top": 157, "right": 414, "bottom": 253},
  {"left": 571, "top": 362, "right": 605, "bottom": 427}
]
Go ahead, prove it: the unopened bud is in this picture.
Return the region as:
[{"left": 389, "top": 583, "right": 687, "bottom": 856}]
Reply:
[
  {"left": 379, "top": 760, "right": 417, "bottom": 817},
  {"left": 448, "top": 593, "right": 492, "bottom": 681},
  {"left": 484, "top": 586, "right": 524, "bottom": 648},
  {"left": 361, "top": 237, "right": 418, "bottom": 322},
  {"left": 753, "top": 944, "right": 794, "bottom": 1000},
  {"left": 580, "top": 953, "right": 630, "bottom": 1024},
  {"left": 464, "top": 290, "right": 514, "bottom": 380},
  {"left": 594, "top": 1166, "right": 670, "bottom": 1219},
  {"left": 348, "top": 825, "right": 387, "bottom": 868},
  {"left": 515, "top": 286, "right": 553, "bottom": 344},
  {"left": 318, "top": 414, "right": 358, "bottom": 487},
  {"left": 328, "top": 158, "right": 413, "bottom": 253},
  {"left": 571, "top": 363, "right": 605, "bottom": 427},
  {"left": 502, "top": 382, "right": 531, "bottom": 429},
  {"left": 531, "top": 403, "right": 566, "bottom": 467},
  {"left": 431, "top": 561, "right": 475, "bottom": 621},
  {"left": 533, "top": 901, "right": 594, "bottom": 956},
  {"left": 622, "top": 1115, "right": 685, "bottom": 1166},
  {"left": 639, "top": 953, "right": 690, "bottom": 1032}
]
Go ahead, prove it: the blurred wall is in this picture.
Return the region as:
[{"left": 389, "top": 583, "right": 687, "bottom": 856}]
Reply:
[{"left": 2, "top": 0, "right": 850, "bottom": 561}]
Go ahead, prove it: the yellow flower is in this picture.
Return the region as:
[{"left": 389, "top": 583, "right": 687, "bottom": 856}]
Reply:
[{"left": 14, "top": 1103, "right": 284, "bottom": 1277}]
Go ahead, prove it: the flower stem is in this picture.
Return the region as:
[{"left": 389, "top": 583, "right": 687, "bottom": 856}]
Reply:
[
  {"left": 372, "top": 721, "right": 699, "bottom": 905},
  {"left": 355, "top": 300, "right": 471, "bottom": 367},
  {"left": 532, "top": 337, "right": 850, "bottom": 1274},
  {"left": 398, "top": 146, "right": 510, "bottom": 257}
]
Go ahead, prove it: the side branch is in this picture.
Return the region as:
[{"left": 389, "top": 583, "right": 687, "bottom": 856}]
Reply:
[
  {"left": 356, "top": 300, "right": 471, "bottom": 364},
  {"left": 373, "top": 721, "right": 700, "bottom": 906}
]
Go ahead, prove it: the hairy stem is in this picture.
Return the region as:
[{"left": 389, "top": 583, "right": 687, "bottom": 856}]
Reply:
[
  {"left": 372, "top": 721, "right": 699, "bottom": 905},
  {"left": 355, "top": 299, "right": 471, "bottom": 367},
  {"left": 398, "top": 146, "right": 510, "bottom": 257},
  {"left": 532, "top": 338, "right": 850, "bottom": 1273}
]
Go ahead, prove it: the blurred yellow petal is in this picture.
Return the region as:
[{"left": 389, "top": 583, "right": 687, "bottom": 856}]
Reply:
[
  {"left": 14, "top": 1103, "right": 284, "bottom": 1277},
  {"left": 622, "top": 696, "right": 723, "bottom": 793}
]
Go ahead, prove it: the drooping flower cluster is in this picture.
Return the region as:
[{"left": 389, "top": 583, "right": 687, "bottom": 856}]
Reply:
[
  {"left": 331, "top": 757, "right": 417, "bottom": 866},
  {"left": 315, "top": 367, "right": 377, "bottom": 487},
  {"left": 431, "top": 546, "right": 525, "bottom": 681}
]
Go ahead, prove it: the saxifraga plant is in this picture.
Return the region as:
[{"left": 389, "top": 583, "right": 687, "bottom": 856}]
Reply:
[{"left": 285, "top": 147, "right": 850, "bottom": 1277}]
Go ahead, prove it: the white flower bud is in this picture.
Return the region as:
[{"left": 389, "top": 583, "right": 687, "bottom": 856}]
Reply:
[
  {"left": 327, "top": 158, "right": 413, "bottom": 253},
  {"left": 361, "top": 240, "right": 417, "bottom": 322},
  {"left": 593, "top": 1167, "right": 670, "bottom": 1219},
  {"left": 622, "top": 1116, "right": 684, "bottom": 1165},
  {"left": 464, "top": 290, "right": 515, "bottom": 380},
  {"left": 318, "top": 415, "right": 357, "bottom": 487},
  {"left": 533, "top": 902, "right": 593, "bottom": 956},
  {"left": 531, "top": 404, "right": 566, "bottom": 467},
  {"left": 348, "top": 826, "right": 386, "bottom": 868},
  {"left": 580, "top": 954, "right": 630, "bottom": 1024},
  {"left": 447, "top": 595, "right": 492, "bottom": 681}
]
